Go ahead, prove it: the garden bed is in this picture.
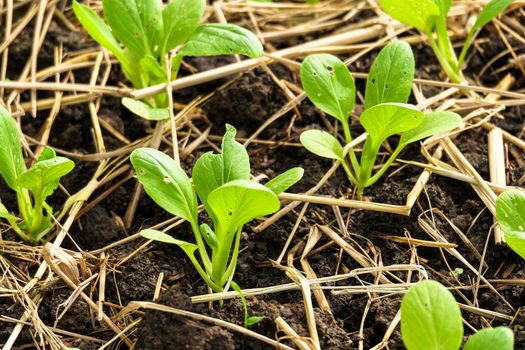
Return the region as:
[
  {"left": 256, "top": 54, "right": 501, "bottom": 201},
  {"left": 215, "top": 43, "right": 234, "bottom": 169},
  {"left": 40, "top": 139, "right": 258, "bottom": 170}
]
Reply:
[{"left": 0, "top": 1, "right": 524, "bottom": 349}]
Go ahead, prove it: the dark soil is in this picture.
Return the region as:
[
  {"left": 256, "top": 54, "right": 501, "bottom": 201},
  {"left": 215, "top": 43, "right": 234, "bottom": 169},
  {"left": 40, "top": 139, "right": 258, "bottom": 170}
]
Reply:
[{"left": 1, "top": 6, "right": 524, "bottom": 350}]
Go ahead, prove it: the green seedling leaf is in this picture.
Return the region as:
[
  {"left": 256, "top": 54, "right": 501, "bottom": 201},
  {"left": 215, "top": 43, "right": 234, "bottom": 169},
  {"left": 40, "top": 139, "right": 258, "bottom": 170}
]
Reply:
[
  {"left": 131, "top": 147, "right": 198, "bottom": 226},
  {"left": 246, "top": 316, "right": 264, "bottom": 327},
  {"left": 38, "top": 147, "right": 56, "bottom": 161},
  {"left": 122, "top": 97, "right": 170, "bottom": 120},
  {"left": 265, "top": 167, "right": 304, "bottom": 195},
  {"left": 300, "top": 130, "right": 344, "bottom": 160},
  {"left": 231, "top": 281, "right": 264, "bottom": 328},
  {"left": 464, "top": 326, "right": 514, "bottom": 350},
  {"left": 208, "top": 180, "right": 280, "bottom": 234},
  {"left": 472, "top": 0, "right": 514, "bottom": 32},
  {"left": 401, "top": 280, "right": 463, "bottom": 350},
  {"left": 136, "top": 0, "right": 163, "bottom": 56},
  {"left": 200, "top": 223, "right": 219, "bottom": 250},
  {"left": 399, "top": 111, "right": 461, "bottom": 146},
  {"left": 72, "top": 1, "right": 128, "bottom": 66},
  {"left": 162, "top": 0, "right": 205, "bottom": 53},
  {"left": 0, "top": 106, "right": 26, "bottom": 191},
  {"left": 0, "top": 201, "right": 19, "bottom": 222},
  {"left": 365, "top": 41, "right": 415, "bottom": 109},
  {"left": 380, "top": 0, "right": 440, "bottom": 32},
  {"left": 102, "top": 0, "right": 149, "bottom": 59},
  {"left": 193, "top": 124, "right": 250, "bottom": 208},
  {"left": 140, "top": 228, "right": 199, "bottom": 257},
  {"left": 180, "top": 23, "right": 264, "bottom": 58},
  {"left": 360, "top": 103, "right": 424, "bottom": 145},
  {"left": 300, "top": 54, "right": 355, "bottom": 124},
  {"left": 17, "top": 157, "right": 75, "bottom": 200},
  {"left": 496, "top": 190, "right": 525, "bottom": 259}
]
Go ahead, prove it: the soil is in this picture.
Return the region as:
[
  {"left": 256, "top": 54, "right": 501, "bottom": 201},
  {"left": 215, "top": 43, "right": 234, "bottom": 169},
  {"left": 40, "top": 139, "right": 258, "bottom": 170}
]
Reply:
[{"left": 1, "top": 5, "right": 524, "bottom": 350}]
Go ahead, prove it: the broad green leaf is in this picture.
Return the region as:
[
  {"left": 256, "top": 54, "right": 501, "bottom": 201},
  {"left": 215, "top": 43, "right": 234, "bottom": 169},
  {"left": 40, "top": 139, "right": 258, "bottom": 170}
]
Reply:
[
  {"left": 401, "top": 280, "right": 463, "bottom": 350},
  {"left": 0, "top": 201, "right": 19, "bottom": 222},
  {"left": 0, "top": 106, "right": 26, "bottom": 190},
  {"left": 300, "top": 54, "right": 355, "bottom": 124},
  {"left": 265, "top": 167, "right": 304, "bottom": 195},
  {"left": 399, "top": 111, "right": 461, "bottom": 146},
  {"left": 130, "top": 148, "right": 198, "bottom": 226},
  {"left": 180, "top": 24, "right": 264, "bottom": 58},
  {"left": 472, "top": 0, "right": 514, "bottom": 32},
  {"left": 380, "top": 0, "right": 440, "bottom": 33},
  {"left": 162, "top": 0, "right": 205, "bottom": 53},
  {"left": 360, "top": 103, "right": 424, "bottom": 145},
  {"left": 192, "top": 124, "right": 250, "bottom": 207},
  {"left": 464, "top": 326, "right": 514, "bottom": 350},
  {"left": 102, "top": 0, "right": 149, "bottom": 59},
  {"left": 140, "top": 229, "right": 198, "bottom": 255},
  {"left": 136, "top": 0, "right": 163, "bottom": 56},
  {"left": 365, "top": 41, "right": 415, "bottom": 109},
  {"left": 17, "top": 157, "right": 75, "bottom": 200},
  {"left": 300, "top": 130, "right": 344, "bottom": 160},
  {"left": 496, "top": 190, "right": 525, "bottom": 259},
  {"left": 122, "top": 97, "right": 170, "bottom": 120},
  {"left": 433, "top": 0, "right": 452, "bottom": 17},
  {"left": 200, "top": 223, "right": 219, "bottom": 250},
  {"left": 72, "top": 1, "right": 129, "bottom": 66},
  {"left": 208, "top": 180, "right": 280, "bottom": 237}
]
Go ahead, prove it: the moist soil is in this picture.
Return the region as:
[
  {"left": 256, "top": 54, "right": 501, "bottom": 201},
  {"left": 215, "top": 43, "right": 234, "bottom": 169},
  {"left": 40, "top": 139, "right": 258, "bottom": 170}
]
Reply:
[{"left": 1, "top": 10, "right": 525, "bottom": 350}]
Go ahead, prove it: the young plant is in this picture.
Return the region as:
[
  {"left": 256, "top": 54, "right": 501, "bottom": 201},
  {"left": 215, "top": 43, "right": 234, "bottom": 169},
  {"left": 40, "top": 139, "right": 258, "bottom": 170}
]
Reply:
[
  {"left": 496, "top": 190, "right": 525, "bottom": 260},
  {"left": 379, "top": 0, "right": 514, "bottom": 83},
  {"left": 231, "top": 281, "right": 264, "bottom": 328},
  {"left": 401, "top": 280, "right": 514, "bottom": 350},
  {"left": 73, "top": 0, "right": 264, "bottom": 119},
  {"left": 130, "top": 125, "right": 303, "bottom": 292},
  {"left": 300, "top": 41, "right": 461, "bottom": 199},
  {"left": 0, "top": 107, "right": 74, "bottom": 244}
]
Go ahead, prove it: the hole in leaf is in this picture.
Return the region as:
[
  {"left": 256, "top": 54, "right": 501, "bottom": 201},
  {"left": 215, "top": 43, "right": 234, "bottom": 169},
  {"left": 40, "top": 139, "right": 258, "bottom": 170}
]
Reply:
[
  {"left": 163, "top": 175, "right": 171, "bottom": 183},
  {"left": 139, "top": 169, "right": 146, "bottom": 175},
  {"left": 371, "top": 78, "right": 376, "bottom": 84}
]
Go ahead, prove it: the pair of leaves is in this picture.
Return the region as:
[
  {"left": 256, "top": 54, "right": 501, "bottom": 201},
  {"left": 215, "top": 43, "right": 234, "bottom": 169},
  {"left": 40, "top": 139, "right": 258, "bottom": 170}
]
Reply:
[
  {"left": 401, "top": 280, "right": 514, "bottom": 350},
  {"left": 496, "top": 190, "right": 525, "bottom": 260}
]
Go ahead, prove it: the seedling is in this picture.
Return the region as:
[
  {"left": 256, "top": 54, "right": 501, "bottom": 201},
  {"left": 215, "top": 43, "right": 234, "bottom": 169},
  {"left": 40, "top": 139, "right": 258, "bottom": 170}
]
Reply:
[
  {"left": 131, "top": 125, "right": 303, "bottom": 292},
  {"left": 379, "top": 0, "right": 514, "bottom": 83},
  {"left": 231, "top": 281, "right": 264, "bottom": 328},
  {"left": 300, "top": 41, "right": 461, "bottom": 199},
  {"left": 73, "top": 0, "right": 264, "bottom": 119},
  {"left": 0, "top": 107, "right": 74, "bottom": 244},
  {"left": 496, "top": 190, "right": 525, "bottom": 260},
  {"left": 401, "top": 280, "right": 514, "bottom": 350}
]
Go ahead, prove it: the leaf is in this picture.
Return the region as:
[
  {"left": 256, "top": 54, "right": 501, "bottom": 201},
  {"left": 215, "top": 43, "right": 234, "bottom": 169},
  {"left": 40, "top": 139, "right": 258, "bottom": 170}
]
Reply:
[
  {"left": 246, "top": 316, "right": 264, "bottom": 327},
  {"left": 17, "top": 157, "right": 75, "bottom": 200},
  {"left": 464, "top": 326, "right": 514, "bottom": 350},
  {"left": 472, "top": 0, "right": 514, "bottom": 32},
  {"left": 140, "top": 229, "right": 198, "bottom": 255},
  {"left": 399, "top": 111, "right": 461, "bottom": 146},
  {"left": 122, "top": 97, "right": 170, "bottom": 120},
  {"left": 38, "top": 147, "right": 56, "bottom": 161},
  {"left": 496, "top": 190, "right": 525, "bottom": 259},
  {"left": 365, "top": 41, "right": 415, "bottom": 110},
  {"left": 265, "top": 167, "right": 304, "bottom": 195},
  {"left": 72, "top": 1, "right": 129, "bottom": 66},
  {"left": 140, "top": 55, "right": 166, "bottom": 81},
  {"left": 130, "top": 147, "right": 198, "bottom": 226},
  {"left": 300, "top": 130, "right": 344, "bottom": 160},
  {"left": 0, "top": 201, "right": 19, "bottom": 222},
  {"left": 200, "top": 223, "right": 219, "bottom": 250},
  {"left": 207, "top": 180, "right": 280, "bottom": 238},
  {"left": 192, "top": 124, "right": 250, "bottom": 208},
  {"left": 180, "top": 23, "right": 264, "bottom": 58},
  {"left": 136, "top": 0, "right": 163, "bottom": 56},
  {"left": 380, "top": 0, "right": 440, "bottom": 33},
  {"left": 102, "top": 0, "right": 149, "bottom": 59},
  {"left": 0, "top": 106, "right": 26, "bottom": 190},
  {"left": 360, "top": 103, "right": 424, "bottom": 146},
  {"left": 162, "top": 0, "right": 205, "bottom": 53},
  {"left": 300, "top": 54, "right": 355, "bottom": 124},
  {"left": 401, "top": 280, "right": 463, "bottom": 350}
]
